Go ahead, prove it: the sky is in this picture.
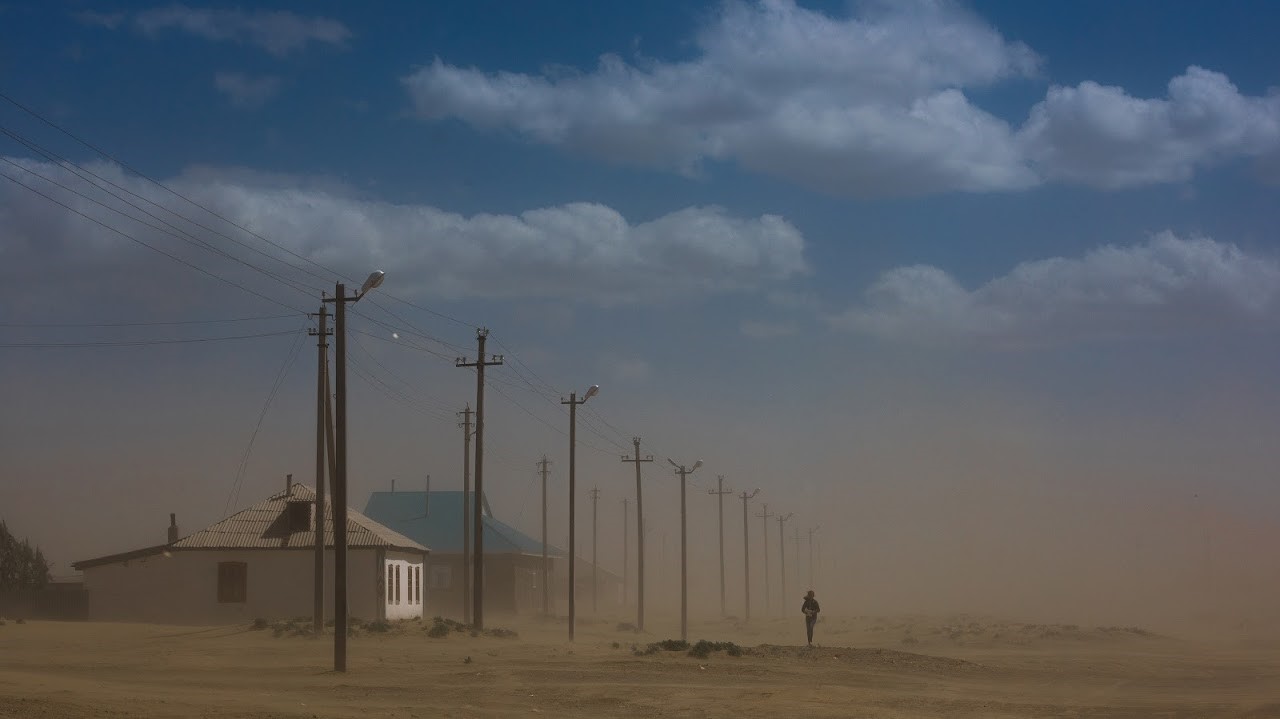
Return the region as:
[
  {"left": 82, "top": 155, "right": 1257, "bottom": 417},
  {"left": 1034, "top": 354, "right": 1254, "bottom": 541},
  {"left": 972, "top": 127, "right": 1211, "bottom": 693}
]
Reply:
[{"left": 2, "top": 0, "right": 1280, "bottom": 628}]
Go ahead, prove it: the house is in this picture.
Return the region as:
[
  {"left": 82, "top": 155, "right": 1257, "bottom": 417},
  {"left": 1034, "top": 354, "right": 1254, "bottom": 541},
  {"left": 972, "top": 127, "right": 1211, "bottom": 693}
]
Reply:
[
  {"left": 72, "top": 483, "right": 428, "bottom": 625},
  {"left": 363, "top": 489, "right": 622, "bottom": 618}
]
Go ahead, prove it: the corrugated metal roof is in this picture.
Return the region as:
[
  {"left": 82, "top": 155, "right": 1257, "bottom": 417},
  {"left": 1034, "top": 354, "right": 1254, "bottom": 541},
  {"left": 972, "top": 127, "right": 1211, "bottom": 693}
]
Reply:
[
  {"left": 364, "top": 490, "right": 561, "bottom": 557},
  {"left": 172, "top": 484, "right": 427, "bottom": 552}
]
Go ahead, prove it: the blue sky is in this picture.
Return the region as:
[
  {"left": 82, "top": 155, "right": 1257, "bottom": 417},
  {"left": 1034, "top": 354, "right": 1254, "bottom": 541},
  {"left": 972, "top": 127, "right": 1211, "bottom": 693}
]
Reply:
[{"left": 2, "top": 1, "right": 1279, "bottom": 622}]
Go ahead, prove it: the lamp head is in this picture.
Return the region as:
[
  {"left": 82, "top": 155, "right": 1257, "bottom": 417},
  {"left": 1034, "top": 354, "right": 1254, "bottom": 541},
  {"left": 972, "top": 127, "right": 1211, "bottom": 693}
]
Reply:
[
  {"left": 692, "top": 460, "right": 703, "bottom": 471},
  {"left": 583, "top": 384, "right": 599, "bottom": 400},
  {"left": 359, "top": 270, "right": 386, "bottom": 296}
]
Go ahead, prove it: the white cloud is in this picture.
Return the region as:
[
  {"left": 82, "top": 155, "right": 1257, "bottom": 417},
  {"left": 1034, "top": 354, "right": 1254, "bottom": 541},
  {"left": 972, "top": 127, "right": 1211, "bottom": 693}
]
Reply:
[
  {"left": 133, "top": 5, "right": 350, "bottom": 56},
  {"left": 403, "top": 0, "right": 1040, "bottom": 196},
  {"left": 213, "top": 72, "right": 282, "bottom": 108},
  {"left": 832, "top": 233, "right": 1280, "bottom": 345},
  {"left": 1019, "top": 67, "right": 1280, "bottom": 188},
  {"left": 0, "top": 158, "right": 807, "bottom": 306},
  {"left": 404, "top": 1, "right": 1280, "bottom": 196}
]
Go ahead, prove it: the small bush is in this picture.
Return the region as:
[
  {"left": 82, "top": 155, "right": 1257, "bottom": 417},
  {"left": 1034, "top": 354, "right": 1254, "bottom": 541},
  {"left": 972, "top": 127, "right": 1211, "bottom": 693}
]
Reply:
[
  {"left": 688, "top": 640, "right": 742, "bottom": 659},
  {"left": 15, "top": 618, "right": 26, "bottom": 625},
  {"left": 611, "top": 642, "right": 620, "bottom": 649},
  {"left": 426, "top": 623, "right": 450, "bottom": 638},
  {"left": 0, "top": 619, "right": 6, "bottom": 627},
  {"left": 484, "top": 627, "right": 518, "bottom": 639},
  {"left": 250, "top": 618, "right": 270, "bottom": 631},
  {"left": 365, "top": 620, "right": 392, "bottom": 633},
  {"left": 654, "top": 639, "right": 689, "bottom": 652}
]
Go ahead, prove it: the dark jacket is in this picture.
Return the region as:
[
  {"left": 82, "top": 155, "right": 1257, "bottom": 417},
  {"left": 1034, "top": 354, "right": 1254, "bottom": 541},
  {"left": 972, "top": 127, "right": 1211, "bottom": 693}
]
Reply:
[{"left": 802, "top": 597, "right": 820, "bottom": 616}]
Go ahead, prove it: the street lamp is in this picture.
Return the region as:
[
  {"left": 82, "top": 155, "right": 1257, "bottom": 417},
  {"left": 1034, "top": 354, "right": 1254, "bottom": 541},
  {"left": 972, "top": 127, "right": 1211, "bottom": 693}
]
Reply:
[
  {"left": 562, "top": 384, "right": 599, "bottom": 641},
  {"left": 323, "top": 270, "right": 384, "bottom": 673},
  {"left": 668, "top": 457, "right": 701, "bottom": 642}
]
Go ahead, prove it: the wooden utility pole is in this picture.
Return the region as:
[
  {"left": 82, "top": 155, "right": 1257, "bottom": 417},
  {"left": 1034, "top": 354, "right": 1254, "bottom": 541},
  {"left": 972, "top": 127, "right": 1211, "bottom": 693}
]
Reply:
[
  {"left": 621, "top": 498, "right": 630, "bottom": 607},
  {"left": 776, "top": 513, "right": 793, "bottom": 612},
  {"left": 309, "top": 304, "right": 331, "bottom": 636},
  {"left": 793, "top": 525, "right": 802, "bottom": 590},
  {"left": 456, "top": 329, "right": 503, "bottom": 630},
  {"left": 538, "top": 455, "right": 552, "bottom": 616},
  {"left": 561, "top": 385, "right": 598, "bottom": 641},
  {"left": 708, "top": 475, "right": 733, "bottom": 618},
  {"left": 808, "top": 526, "right": 820, "bottom": 589},
  {"left": 621, "top": 438, "right": 652, "bottom": 631},
  {"left": 590, "top": 487, "right": 601, "bottom": 613},
  {"left": 458, "top": 405, "right": 473, "bottom": 624},
  {"left": 668, "top": 458, "right": 701, "bottom": 642},
  {"left": 739, "top": 489, "right": 759, "bottom": 621},
  {"left": 756, "top": 504, "right": 775, "bottom": 615}
]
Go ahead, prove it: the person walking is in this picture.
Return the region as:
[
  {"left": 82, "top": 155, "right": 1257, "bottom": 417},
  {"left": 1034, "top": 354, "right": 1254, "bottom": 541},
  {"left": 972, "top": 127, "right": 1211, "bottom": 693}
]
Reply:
[{"left": 801, "top": 590, "right": 820, "bottom": 646}]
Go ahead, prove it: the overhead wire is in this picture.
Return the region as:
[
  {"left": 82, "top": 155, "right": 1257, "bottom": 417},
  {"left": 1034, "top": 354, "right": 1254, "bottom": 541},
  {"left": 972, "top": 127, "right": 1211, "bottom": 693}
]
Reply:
[
  {"left": 0, "top": 168, "right": 310, "bottom": 314},
  {"left": 0, "top": 313, "right": 300, "bottom": 328},
  {"left": 0, "top": 328, "right": 304, "bottom": 348},
  {"left": 224, "top": 328, "right": 309, "bottom": 514}
]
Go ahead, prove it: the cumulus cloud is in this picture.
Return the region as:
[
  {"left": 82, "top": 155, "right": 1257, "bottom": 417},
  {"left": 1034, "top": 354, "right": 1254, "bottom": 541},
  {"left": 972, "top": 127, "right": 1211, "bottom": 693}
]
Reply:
[
  {"left": 1019, "top": 67, "right": 1280, "bottom": 188},
  {"left": 0, "top": 158, "right": 807, "bottom": 307},
  {"left": 403, "top": 1, "right": 1280, "bottom": 196},
  {"left": 213, "top": 72, "right": 282, "bottom": 108},
  {"left": 132, "top": 5, "right": 350, "bottom": 56},
  {"left": 832, "top": 233, "right": 1280, "bottom": 345},
  {"left": 403, "top": 0, "right": 1040, "bottom": 196}
]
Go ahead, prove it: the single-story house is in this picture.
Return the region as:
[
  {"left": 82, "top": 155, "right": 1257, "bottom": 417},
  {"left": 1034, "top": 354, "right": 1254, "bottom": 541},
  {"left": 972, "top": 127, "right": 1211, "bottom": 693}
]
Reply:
[
  {"left": 72, "top": 483, "right": 428, "bottom": 625},
  {"left": 364, "top": 489, "right": 621, "bottom": 618}
]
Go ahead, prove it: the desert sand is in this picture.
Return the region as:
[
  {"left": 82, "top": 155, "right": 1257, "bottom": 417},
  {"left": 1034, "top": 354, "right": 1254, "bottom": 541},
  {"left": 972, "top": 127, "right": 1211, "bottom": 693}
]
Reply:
[{"left": 2, "top": 613, "right": 1278, "bottom": 718}]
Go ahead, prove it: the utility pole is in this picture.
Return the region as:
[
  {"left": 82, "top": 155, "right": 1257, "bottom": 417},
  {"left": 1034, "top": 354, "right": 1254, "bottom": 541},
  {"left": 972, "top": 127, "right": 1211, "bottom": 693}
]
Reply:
[
  {"left": 308, "top": 304, "right": 331, "bottom": 636},
  {"left": 322, "top": 269, "right": 385, "bottom": 673},
  {"left": 756, "top": 504, "right": 775, "bottom": 615},
  {"left": 793, "top": 525, "right": 801, "bottom": 591},
  {"left": 708, "top": 475, "right": 733, "bottom": 618},
  {"left": 590, "top": 487, "right": 601, "bottom": 613},
  {"left": 538, "top": 455, "right": 552, "bottom": 617},
  {"left": 621, "top": 438, "right": 652, "bottom": 631},
  {"left": 621, "top": 498, "right": 630, "bottom": 607},
  {"left": 668, "top": 458, "right": 702, "bottom": 642},
  {"left": 561, "top": 385, "right": 599, "bottom": 641},
  {"left": 776, "top": 513, "right": 793, "bottom": 612},
  {"left": 739, "top": 490, "right": 760, "bottom": 621},
  {"left": 456, "top": 329, "right": 503, "bottom": 630},
  {"left": 458, "top": 405, "right": 473, "bottom": 624},
  {"left": 808, "top": 526, "right": 821, "bottom": 590}
]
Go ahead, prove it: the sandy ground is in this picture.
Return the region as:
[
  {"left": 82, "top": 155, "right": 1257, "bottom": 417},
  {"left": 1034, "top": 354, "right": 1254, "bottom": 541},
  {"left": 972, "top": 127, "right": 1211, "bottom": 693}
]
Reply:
[{"left": 2, "top": 613, "right": 1279, "bottom": 718}]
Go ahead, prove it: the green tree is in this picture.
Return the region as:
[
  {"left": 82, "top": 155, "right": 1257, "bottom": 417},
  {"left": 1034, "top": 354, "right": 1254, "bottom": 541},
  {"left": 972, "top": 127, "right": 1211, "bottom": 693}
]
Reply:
[{"left": 0, "top": 520, "right": 51, "bottom": 590}]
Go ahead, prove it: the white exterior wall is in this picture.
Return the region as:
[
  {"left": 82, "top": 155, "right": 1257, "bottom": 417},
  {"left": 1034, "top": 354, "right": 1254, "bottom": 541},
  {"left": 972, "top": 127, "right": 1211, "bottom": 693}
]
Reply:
[
  {"left": 81, "top": 548, "right": 393, "bottom": 625},
  {"left": 383, "top": 550, "right": 425, "bottom": 620}
]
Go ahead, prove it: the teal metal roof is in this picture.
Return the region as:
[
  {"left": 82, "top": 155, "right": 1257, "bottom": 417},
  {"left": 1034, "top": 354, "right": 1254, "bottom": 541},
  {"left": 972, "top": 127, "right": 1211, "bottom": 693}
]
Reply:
[{"left": 363, "top": 491, "right": 561, "bottom": 557}]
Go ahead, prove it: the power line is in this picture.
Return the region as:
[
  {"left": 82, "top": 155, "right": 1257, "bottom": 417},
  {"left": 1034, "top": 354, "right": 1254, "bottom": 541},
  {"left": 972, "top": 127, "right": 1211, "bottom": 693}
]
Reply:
[
  {"left": 0, "top": 329, "right": 303, "bottom": 348},
  {"left": 0, "top": 313, "right": 301, "bottom": 328},
  {"left": 0, "top": 169, "right": 309, "bottom": 314},
  {"left": 0, "top": 153, "right": 321, "bottom": 297},
  {"left": 0, "top": 125, "right": 330, "bottom": 293},
  {"left": 224, "top": 329, "right": 308, "bottom": 514}
]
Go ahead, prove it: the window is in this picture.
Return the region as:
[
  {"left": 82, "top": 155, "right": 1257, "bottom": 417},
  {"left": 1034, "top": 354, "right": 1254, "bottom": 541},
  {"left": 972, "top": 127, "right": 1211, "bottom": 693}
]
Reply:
[
  {"left": 217, "top": 562, "right": 247, "bottom": 603},
  {"left": 428, "top": 564, "right": 452, "bottom": 590},
  {"left": 395, "top": 565, "right": 401, "bottom": 604},
  {"left": 414, "top": 566, "right": 421, "bottom": 604},
  {"left": 285, "top": 501, "right": 311, "bottom": 532},
  {"left": 386, "top": 565, "right": 393, "bottom": 603}
]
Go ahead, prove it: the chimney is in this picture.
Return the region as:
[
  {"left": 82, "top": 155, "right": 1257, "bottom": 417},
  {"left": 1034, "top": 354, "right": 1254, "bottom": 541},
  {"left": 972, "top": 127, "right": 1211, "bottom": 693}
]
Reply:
[
  {"left": 391, "top": 479, "right": 396, "bottom": 493},
  {"left": 285, "top": 473, "right": 292, "bottom": 497},
  {"left": 167, "top": 513, "right": 179, "bottom": 544}
]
